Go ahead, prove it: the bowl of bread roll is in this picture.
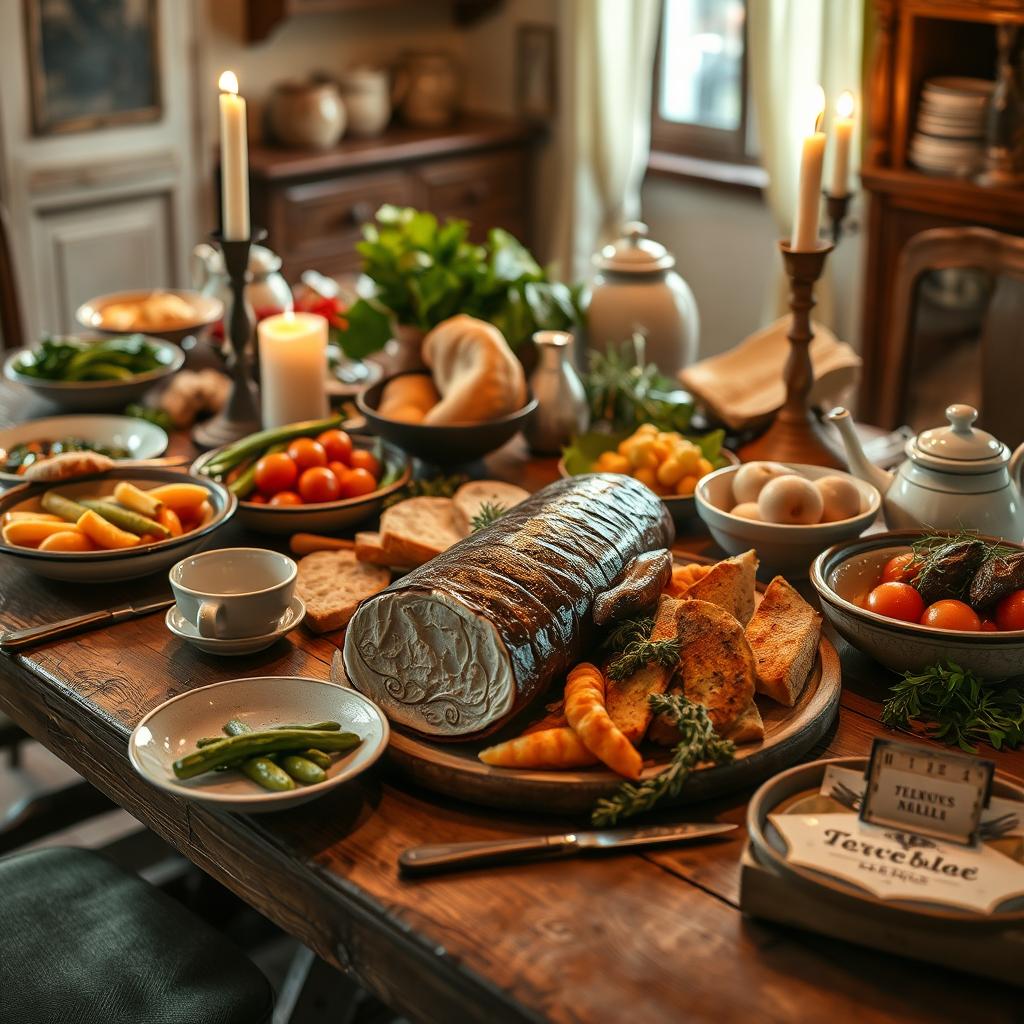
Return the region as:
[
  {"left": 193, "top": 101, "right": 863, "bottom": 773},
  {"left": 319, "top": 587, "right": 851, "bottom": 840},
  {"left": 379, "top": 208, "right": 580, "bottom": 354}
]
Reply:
[
  {"left": 357, "top": 315, "right": 537, "bottom": 466},
  {"left": 77, "top": 289, "right": 223, "bottom": 345}
]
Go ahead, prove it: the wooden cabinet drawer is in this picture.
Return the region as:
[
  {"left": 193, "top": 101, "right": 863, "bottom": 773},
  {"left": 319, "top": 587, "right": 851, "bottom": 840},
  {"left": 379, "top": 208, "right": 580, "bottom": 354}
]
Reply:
[{"left": 276, "top": 170, "right": 414, "bottom": 264}]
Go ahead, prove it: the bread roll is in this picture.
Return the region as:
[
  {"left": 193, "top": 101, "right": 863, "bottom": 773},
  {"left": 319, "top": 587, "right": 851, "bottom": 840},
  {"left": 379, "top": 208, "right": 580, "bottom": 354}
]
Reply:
[
  {"left": 421, "top": 315, "right": 527, "bottom": 425},
  {"left": 378, "top": 374, "right": 440, "bottom": 423}
]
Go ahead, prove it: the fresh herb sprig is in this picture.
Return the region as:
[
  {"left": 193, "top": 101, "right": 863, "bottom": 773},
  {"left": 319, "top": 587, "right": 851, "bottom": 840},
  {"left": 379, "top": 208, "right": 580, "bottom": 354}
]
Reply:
[
  {"left": 601, "top": 616, "right": 655, "bottom": 653},
  {"left": 882, "top": 660, "right": 1024, "bottom": 753},
  {"left": 470, "top": 501, "right": 507, "bottom": 532},
  {"left": 600, "top": 615, "right": 680, "bottom": 681},
  {"left": 381, "top": 473, "right": 468, "bottom": 509},
  {"left": 591, "top": 693, "right": 734, "bottom": 826}
]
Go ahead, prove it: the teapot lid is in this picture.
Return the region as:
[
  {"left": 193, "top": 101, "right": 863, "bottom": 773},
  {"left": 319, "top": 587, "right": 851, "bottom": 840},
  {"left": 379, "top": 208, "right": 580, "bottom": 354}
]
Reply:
[
  {"left": 594, "top": 222, "right": 675, "bottom": 274},
  {"left": 911, "top": 404, "right": 1008, "bottom": 472}
]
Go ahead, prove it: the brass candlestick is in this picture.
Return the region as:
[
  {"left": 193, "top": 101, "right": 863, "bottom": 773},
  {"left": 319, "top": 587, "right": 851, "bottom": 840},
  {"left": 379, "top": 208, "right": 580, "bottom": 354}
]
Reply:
[
  {"left": 738, "top": 240, "right": 843, "bottom": 468},
  {"left": 824, "top": 191, "right": 853, "bottom": 244},
  {"left": 193, "top": 230, "right": 263, "bottom": 449}
]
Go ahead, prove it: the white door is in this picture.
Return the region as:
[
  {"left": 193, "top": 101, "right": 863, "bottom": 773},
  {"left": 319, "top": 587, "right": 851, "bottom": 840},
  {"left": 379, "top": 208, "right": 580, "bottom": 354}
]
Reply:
[{"left": 0, "top": 0, "right": 198, "bottom": 341}]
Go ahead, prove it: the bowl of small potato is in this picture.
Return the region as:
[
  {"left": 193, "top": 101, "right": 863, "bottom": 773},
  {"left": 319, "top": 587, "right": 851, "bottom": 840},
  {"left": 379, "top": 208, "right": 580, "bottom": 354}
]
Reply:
[
  {"left": 559, "top": 423, "right": 739, "bottom": 525},
  {"left": 0, "top": 469, "right": 235, "bottom": 582}
]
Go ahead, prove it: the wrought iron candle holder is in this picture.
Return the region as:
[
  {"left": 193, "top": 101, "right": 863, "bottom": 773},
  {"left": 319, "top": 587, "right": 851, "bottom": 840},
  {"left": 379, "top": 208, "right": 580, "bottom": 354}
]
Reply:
[
  {"left": 823, "top": 190, "right": 854, "bottom": 245},
  {"left": 192, "top": 230, "right": 263, "bottom": 449},
  {"left": 738, "top": 240, "right": 843, "bottom": 468}
]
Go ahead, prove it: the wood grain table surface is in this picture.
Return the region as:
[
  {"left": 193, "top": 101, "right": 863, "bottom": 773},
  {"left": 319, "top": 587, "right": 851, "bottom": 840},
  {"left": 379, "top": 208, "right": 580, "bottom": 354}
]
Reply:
[{"left": 1, "top": 382, "right": 1022, "bottom": 1024}]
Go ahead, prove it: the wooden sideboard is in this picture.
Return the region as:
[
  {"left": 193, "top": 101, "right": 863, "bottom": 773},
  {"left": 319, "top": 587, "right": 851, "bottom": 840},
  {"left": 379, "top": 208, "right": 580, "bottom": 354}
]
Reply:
[
  {"left": 231, "top": 116, "right": 538, "bottom": 283},
  {"left": 859, "top": 0, "right": 1024, "bottom": 428}
]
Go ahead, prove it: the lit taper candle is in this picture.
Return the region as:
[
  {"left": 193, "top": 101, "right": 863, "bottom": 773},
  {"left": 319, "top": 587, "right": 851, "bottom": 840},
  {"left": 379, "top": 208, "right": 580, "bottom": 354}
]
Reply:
[
  {"left": 791, "top": 85, "right": 826, "bottom": 251},
  {"left": 218, "top": 71, "right": 249, "bottom": 241},
  {"left": 829, "top": 90, "right": 855, "bottom": 199}
]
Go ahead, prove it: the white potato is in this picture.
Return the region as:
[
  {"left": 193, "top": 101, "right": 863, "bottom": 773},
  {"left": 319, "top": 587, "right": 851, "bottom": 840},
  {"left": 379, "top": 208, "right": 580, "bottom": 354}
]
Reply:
[
  {"left": 814, "top": 475, "right": 863, "bottom": 523},
  {"left": 757, "top": 474, "right": 824, "bottom": 525},
  {"left": 732, "top": 461, "right": 790, "bottom": 504}
]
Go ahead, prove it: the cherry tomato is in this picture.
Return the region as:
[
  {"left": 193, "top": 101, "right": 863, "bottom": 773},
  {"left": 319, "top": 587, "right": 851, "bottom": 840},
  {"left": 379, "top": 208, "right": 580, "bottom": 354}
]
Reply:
[
  {"left": 247, "top": 492, "right": 267, "bottom": 505},
  {"left": 287, "top": 438, "right": 328, "bottom": 472},
  {"left": 338, "top": 467, "right": 377, "bottom": 499},
  {"left": 980, "top": 618, "right": 999, "bottom": 632},
  {"left": 328, "top": 461, "right": 349, "bottom": 483},
  {"left": 317, "top": 429, "right": 353, "bottom": 465},
  {"left": 920, "top": 599, "right": 982, "bottom": 632},
  {"left": 865, "top": 582, "right": 925, "bottom": 623},
  {"left": 349, "top": 449, "right": 380, "bottom": 479},
  {"left": 255, "top": 452, "right": 298, "bottom": 496},
  {"left": 995, "top": 589, "right": 1024, "bottom": 632},
  {"left": 881, "top": 552, "right": 920, "bottom": 584},
  {"left": 269, "top": 490, "right": 302, "bottom": 507},
  {"left": 298, "top": 466, "right": 341, "bottom": 504}
]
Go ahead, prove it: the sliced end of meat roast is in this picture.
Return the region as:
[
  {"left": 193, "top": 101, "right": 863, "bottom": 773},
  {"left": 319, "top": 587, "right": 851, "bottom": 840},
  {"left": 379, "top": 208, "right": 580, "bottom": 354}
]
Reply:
[{"left": 343, "top": 474, "right": 675, "bottom": 739}]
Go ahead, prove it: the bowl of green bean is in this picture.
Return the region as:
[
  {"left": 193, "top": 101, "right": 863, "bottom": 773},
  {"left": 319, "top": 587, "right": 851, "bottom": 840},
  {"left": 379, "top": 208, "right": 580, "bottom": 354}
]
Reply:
[{"left": 128, "top": 675, "right": 389, "bottom": 813}]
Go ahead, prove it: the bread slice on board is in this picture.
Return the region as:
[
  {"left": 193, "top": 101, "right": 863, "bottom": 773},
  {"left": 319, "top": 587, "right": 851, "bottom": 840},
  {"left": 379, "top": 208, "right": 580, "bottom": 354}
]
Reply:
[
  {"left": 745, "top": 576, "right": 821, "bottom": 706},
  {"left": 684, "top": 549, "right": 758, "bottom": 625},
  {"left": 452, "top": 481, "right": 531, "bottom": 536},
  {"left": 296, "top": 550, "right": 390, "bottom": 634},
  {"left": 379, "top": 496, "right": 462, "bottom": 566},
  {"left": 724, "top": 701, "right": 765, "bottom": 745},
  {"left": 354, "top": 531, "right": 415, "bottom": 570}
]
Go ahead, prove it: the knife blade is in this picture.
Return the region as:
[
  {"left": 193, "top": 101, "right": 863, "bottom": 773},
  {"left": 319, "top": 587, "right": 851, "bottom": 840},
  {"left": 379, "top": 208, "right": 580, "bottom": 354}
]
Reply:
[
  {"left": 0, "top": 597, "right": 174, "bottom": 653},
  {"left": 399, "top": 822, "right": 737, "bottom": 876}
]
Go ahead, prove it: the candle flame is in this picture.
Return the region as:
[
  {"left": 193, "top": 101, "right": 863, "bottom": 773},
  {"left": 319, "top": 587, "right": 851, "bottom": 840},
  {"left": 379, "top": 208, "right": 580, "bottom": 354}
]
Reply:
[
  {"left": 812, "top": 85, "right": 826, "bottom": 133},
  {"left": 218, "top": 70, "right": 239, "bottom": 95},
  {"left": 837, "top": 90, "right": 855, "bottom": 119}
]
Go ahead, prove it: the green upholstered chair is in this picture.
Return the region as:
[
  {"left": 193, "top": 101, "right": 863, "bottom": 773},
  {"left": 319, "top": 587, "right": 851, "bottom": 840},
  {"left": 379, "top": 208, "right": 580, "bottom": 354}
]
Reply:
[{"left": 0, "top": 846, "right": 273, "bottom": 1024}]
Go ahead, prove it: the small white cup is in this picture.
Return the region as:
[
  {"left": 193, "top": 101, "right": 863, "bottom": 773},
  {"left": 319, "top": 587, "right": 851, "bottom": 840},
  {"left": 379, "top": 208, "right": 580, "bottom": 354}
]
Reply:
[{"left": 169, "top": 548, "right": 297, "bottom": 639}]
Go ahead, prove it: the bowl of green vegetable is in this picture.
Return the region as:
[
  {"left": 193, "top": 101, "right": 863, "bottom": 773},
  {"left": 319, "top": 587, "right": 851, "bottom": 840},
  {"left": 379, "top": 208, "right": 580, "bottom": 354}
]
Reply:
[{"left": 4, "top": 333, "right": 184, "bottom": 411}]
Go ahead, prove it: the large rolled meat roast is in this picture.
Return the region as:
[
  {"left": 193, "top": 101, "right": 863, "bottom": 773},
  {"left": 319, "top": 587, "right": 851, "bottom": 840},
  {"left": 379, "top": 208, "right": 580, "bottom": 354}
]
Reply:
[{"left": 343, "top": 474, "right": 674, "bottom": 739}]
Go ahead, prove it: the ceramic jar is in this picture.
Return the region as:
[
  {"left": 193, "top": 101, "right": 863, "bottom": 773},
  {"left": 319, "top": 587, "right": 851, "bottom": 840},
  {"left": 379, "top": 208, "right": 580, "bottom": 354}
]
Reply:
[
  {"left": 583, "top": 222, "right": 700, "bottom": 377},
  {"left": 191, "top": 243, "right": 294, "bottom": 321},
  {"left": 267, "top": 80, "right": 345, "bottom": 149},
  {"left": 393, "top": 52, "right": 459, "bottom": 128},
  {"left": 523, "top": 331, "right": 590, "bottom": 455},
  {"left": 339, "top": 68, "right": 391, "bottom": 137}
]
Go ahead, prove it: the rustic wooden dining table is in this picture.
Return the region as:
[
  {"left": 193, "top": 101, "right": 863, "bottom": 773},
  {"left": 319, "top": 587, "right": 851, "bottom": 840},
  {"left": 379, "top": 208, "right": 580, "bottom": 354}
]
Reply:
[{"left": 1, "top": 380, "right": 1022, "bottom": 1024}]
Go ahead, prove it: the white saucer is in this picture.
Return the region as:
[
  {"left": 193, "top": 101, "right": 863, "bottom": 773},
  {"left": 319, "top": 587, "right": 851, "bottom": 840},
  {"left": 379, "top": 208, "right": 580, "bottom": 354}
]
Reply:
[{"left": 166, "top": 596, "right": 306, "bottom": 655}]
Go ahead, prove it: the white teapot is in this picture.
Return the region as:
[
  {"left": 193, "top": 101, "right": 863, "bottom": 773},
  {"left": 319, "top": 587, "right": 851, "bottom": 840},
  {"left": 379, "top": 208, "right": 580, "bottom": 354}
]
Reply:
[{"left": 829, "top": 404, "right": 1024, "bottom": 540}]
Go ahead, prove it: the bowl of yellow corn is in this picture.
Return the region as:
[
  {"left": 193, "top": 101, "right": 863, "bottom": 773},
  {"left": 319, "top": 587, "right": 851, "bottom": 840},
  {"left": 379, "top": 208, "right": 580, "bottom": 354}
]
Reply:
[{"left": 558, "top": 423, "right": 739, "bottom": 525}]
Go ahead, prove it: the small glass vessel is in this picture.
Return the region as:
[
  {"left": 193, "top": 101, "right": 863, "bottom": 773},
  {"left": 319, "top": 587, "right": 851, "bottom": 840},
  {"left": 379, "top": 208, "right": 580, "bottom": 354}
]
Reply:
[{"left": 524, "top": 330, "right": 590, "bottom": 455}]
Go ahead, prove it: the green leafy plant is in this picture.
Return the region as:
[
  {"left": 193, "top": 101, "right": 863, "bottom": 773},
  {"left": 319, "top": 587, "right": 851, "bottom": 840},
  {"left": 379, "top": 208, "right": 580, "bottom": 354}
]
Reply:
[
  {"left": 881, "top": 660, "right": 1024, "bottom": 753},
  {"left": 591, "top": 693, "right": 735, "bottom": 826},
  {"left": 470, "top": 501, "right": 507, "bottom": 533},
  {"left": 332, "top": 205, "right": 579, "bottom": 357}
]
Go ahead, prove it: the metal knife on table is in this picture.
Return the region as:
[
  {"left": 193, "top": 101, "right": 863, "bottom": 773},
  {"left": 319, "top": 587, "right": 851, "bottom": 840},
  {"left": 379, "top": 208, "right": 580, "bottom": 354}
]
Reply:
[
  {"left": 399, "top": 822, "right": 737, "bottom": 876},
  {"left": 0, "top": 597, "right": 174, "bottom": 653}
]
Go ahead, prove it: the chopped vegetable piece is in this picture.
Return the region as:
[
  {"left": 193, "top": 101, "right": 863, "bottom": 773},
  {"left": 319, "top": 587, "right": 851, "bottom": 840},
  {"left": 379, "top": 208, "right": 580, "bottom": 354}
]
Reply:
[
  {"left": 80, "top": 500, "right": 169, "bottom": 540},
  {"left": 113, "top": 481, "right": 163, "bottom": 518},
  {"left": 38, "top": 531, "right": 94, "bottom": 552},
  {"left": 3, "top": 519, "right": 83, "bottom": 547},
  {"left": 76, "top": 509, "right": 140, "bottom": 550}
]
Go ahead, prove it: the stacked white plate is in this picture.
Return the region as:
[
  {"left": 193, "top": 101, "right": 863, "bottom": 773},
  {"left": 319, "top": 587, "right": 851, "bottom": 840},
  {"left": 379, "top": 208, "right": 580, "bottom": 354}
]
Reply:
[{"left": 909, "top": 76, "right": 993, "bottom": 177}]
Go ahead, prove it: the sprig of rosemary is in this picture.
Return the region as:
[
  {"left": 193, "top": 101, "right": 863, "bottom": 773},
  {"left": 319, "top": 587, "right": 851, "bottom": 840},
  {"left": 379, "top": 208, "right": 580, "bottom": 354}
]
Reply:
[
  {"left": 591, "top": 693, "right": 734, "bottom": 826},
  {"left": 881, "top": 660, "right": 1024, "bottom": 753},
  {"left": 470, "top": 501, "right": 507, "bottom": 532},
  {"left": 606, "top": 639, "right": 681, "bottom": 681},
  {"left": 601, "top": 616, "right": 654, "bottom": 652}
]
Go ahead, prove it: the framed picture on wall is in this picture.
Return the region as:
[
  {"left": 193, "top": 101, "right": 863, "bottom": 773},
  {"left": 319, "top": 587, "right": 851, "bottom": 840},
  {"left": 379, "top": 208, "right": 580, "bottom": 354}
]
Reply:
[
  {"left": 24, "top": 0, "right": 162, "bottom": 136},
  {"left": 517, "top": 23, "right": 557, "bottom": 121}
]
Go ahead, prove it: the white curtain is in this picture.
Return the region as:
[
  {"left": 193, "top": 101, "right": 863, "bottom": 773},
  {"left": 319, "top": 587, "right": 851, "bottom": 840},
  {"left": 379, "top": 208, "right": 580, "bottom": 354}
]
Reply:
[
  {"left": 748, "top": 0, "right": 864, "bottom": 323},
  {"left": 552, "top": 0, "right": 661, "bottom": 280}
]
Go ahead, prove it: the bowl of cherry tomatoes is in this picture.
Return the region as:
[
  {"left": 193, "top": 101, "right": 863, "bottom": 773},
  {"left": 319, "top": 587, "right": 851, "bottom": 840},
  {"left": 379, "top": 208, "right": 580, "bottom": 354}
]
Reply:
[
  {"left": 811, "top": 530, "right": 1024, "bottom": 681},
  {"left": 192, "top": 419, "right": 412, "bottom": 535}
]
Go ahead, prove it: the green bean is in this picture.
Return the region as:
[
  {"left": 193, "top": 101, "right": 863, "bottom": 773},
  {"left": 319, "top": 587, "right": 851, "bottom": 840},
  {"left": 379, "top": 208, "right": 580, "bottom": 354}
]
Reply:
[
  {"left": 173, "top": 729, "right": 361, "bottom": 779},
  {"left": 279, "top": 755, "right": 327, "bottom": 785},
  {"left": 202, "top": 415, "right": 343, "bottom": 476},
  {"left": 223, "top": 718, "right": 251, "bottom": 737},
  {"left": 41, "top": 491, "right": 89, "bottom": 523},
  {"left": 240, "top": 757, "right": 295, "bottom": 792},
  {"left": 273, "top": 720, "right": 341, "bottom": 732},
  {"left": 302, "top": 749, "right": 332, "bottom": 770},
  {"left": 196, "top": 736, "right": 223, "bottom": 748},
  {"left": 80, "top": 500, "right": 170, "bottom": 539}
]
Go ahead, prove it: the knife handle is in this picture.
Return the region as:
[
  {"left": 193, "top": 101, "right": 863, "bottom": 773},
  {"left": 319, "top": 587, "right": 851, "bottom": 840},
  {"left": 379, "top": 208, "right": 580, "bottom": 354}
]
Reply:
[
  {"left": 399, "top": 834, "right": 577, "bottom": 876},
  {"left": 0, "top": 610, "right": 112, "bottom": 652}
]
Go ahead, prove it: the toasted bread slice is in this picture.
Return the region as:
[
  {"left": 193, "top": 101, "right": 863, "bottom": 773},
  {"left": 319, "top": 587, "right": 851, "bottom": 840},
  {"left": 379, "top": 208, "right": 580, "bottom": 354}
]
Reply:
[
  {"left": 665, "top": 562, "right": 713, "bottom": 598},
  {"left": 452, "top": 480, "right": 530, "bottom": 536},
  {"left": 354, "top": 531, "right": 415, "bottom": 570},
  {"left": 724, "top": 701, "right": 765, "bottom": 745},
  {"left": 684, "top": 549, "right": 758, "bottom": 625},
  {"left": 607, "top": 663, "right": 671, "bottom": 744},
  {"left": 379, "top": 497, "right": 462, "bottom": 566},
  {"left": 296, "top": 550, "right": 390, "bottom": 634},
  {"left": 745, "top": 576, "right": 821, "bottom": 706}
]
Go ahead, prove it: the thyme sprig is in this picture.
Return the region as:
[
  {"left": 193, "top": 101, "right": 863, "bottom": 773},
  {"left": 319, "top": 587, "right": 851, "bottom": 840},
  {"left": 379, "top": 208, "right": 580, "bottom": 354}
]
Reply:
[
  {"left": 601, "top": 616, "right": 654, "bottom": 652},
  {"left": 600, "top": 615, "right": 680, "bottom": 681},
  {"left": 591, "top": 693, "right": 734, "bottom": 826},
  {"left": 470, "top": 501, "right": 507, "bottom": 532},
  {"left": 881, "top": 660, "right": 1024, "bottom": 753}
]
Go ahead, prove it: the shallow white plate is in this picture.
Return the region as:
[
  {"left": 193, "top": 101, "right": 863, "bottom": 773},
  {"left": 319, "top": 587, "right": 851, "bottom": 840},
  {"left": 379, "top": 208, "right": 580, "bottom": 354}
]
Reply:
[
  {"left": 165, "top": 596, "right": 306, "bottom": 656},
  {"left": 0, "top": 414, "right": 168, "bottom": 485},
  {"left": 128, "top": 676, "right": 390, "bottom": 813}
]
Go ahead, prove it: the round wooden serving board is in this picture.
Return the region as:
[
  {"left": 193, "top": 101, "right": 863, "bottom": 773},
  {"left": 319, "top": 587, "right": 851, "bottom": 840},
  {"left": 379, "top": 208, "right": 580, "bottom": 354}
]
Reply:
[{"left": 330, "top": 563, "right": 842, "bottom": 816}]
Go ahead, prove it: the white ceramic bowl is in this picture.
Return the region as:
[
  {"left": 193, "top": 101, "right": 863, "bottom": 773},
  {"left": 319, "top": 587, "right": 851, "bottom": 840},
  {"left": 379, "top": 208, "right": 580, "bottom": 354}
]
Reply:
[
  {"left": 191, "top": 435, "right": 412, "bottom": 535},
  {"left": 76, "top": 289, "right": 223, "bottom": 345},
  {"left": 0, "top": 414, "right": 168, "bottom": 485},
  {"left": 695, "top": 463, "right": 881, "bottom": 577},
  {"left": 128, "top": 676, "right": 389, "bottom": 813},
  {"left": 3, "top": 334, "right": 184, "bottom": 411},
  {"left": 811, "top": 531, "right": 1024, "bottom": 681},
  {"left": 0, "top": 468, "right": 235, "bottom": 582}
]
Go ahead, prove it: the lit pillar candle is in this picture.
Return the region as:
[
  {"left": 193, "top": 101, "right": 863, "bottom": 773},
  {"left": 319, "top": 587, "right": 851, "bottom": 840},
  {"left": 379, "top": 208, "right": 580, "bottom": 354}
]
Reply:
[
  {"left": 218, "top": 70, "right": 249, "bottom": 241},
  {"left": 791, "top": 85, "right": 826, "bottom": 251},
  {"left": 829, "top": 91, "right": 855, "bottom": 198},
  {"left": 257, "top": 313, "right": 329, "bottom": 428}
]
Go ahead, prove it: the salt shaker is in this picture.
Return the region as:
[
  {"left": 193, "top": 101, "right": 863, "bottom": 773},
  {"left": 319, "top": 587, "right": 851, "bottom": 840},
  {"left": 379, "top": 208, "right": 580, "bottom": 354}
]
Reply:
[{"left": 524, "top": 331, "right": 590, "bottom": 455}]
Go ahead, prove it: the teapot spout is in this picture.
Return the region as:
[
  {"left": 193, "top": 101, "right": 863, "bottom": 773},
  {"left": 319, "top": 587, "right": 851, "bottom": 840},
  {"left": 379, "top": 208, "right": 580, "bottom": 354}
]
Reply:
[{"left": 826, "top": 407, "right": 894, "bottom": 494}]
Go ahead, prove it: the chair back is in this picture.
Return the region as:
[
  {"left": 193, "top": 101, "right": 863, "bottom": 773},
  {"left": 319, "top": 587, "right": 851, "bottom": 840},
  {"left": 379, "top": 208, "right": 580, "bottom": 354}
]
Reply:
[{"left": 0, "top": 202, "right": 25, "bottom": 349}]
